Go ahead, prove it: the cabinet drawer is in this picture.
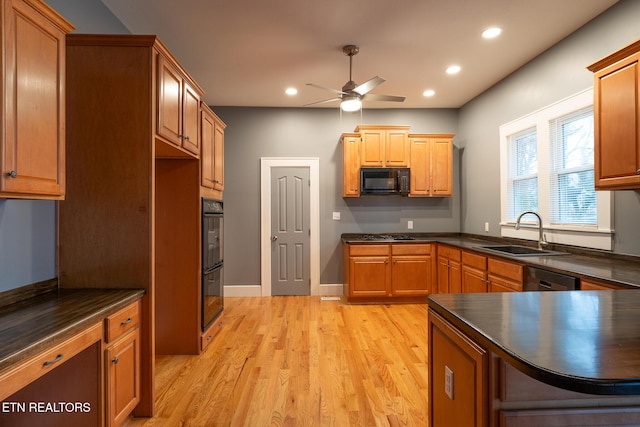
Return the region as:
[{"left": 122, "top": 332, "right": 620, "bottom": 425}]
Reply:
[
  {"left": 392, "top": 244, "right": 431, "bottom": 255},
  {"left": 488, "top": 258, "right": 523, "bottom": 281},
  {"left": 462, "top": 251, "right": 486, "bottom": 270},
  {"left": 105, "top": 300, "right": 140, "bottom": 343},
  {"left": 349, "top": 244, "right": 390, "bottom": 256},
  {"left": 0, "top": 322, "right": 102, "bottom": 401},
  {"left": 438, "top": 245, "right": 461, "bottom": 261}
]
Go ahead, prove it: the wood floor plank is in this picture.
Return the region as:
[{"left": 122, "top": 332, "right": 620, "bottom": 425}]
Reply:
[{"left": 124, "top": 296, "right": 428, "bottom": 426}]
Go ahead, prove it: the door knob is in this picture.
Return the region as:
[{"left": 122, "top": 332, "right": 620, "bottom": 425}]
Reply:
[{"left": 271, "top": 235, "right": 278, "bottom": 241}]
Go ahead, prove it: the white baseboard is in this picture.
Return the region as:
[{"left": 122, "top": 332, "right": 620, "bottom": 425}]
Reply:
[{"left": 224, "top": 283, "right": 343, "bottom": 297}]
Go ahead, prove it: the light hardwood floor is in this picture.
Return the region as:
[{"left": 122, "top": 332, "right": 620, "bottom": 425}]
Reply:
[{"left": 125, "top": 296, "right": 429, "bottom": 426}]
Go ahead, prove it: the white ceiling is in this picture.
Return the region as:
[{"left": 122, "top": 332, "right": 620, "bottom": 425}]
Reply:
[{"left": 99, "top": 0, "right": 617, "bottom": 109}]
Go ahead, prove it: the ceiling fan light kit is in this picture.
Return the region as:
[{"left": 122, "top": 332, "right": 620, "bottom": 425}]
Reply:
[{"left": 305, "top": 44, "right": 405, "bottom": 111}]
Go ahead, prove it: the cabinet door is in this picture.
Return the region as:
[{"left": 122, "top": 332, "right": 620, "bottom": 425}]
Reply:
[
  {"left": 106, "top": 328, "right": 140, "bottom": 427},
  {"left": 360, "top": 129, "right": 385, "bottom": 166},
  {"left": 349, "top": 256, "right": 390, "bottom": 297},
  {"left": 201, "top": 106, "right": 216, "bottom": 188},
  {"left": 429, "top": 310, "right": 488, "bottom": 427},
  {"left": 431, "top": 137, "right": 453, "bottom": 196},
  {"left": 593, "top": 52, "right": 640, "bottom": 190},
  {"left": 581, "top": 279, "right": 625, "bottom": 290},
  {"left": 449, "top": 260, "right": 462, "bottom": 294},
  {"left": 1, "top": 0, "right": 71, "bottom": 198},
  {"left": 409, "top": 137, "right": 430, "bottom": 196},
  {"left": 157, "top": 56, "right": 183, "bottom": 147},
  {"left": 342, "top": 135, "right": 361, "bottom": 196},
  {"left": 385, "top": 130, "right": 409, "bottom": 166},
  {"left": 181, "top": 82, "right": 200, "bottom": 156},
  {"left": 437, "top": 255, "right": 450, "bottom": 294},
  {"left": 213, "top": 119, "right": 225, "bottom": 191},
  {"left": 462, "top": 266, "right": 487, "bottom": 293},
  {"left": 391, "top": 255, "right": 431, "bottom": 296}
]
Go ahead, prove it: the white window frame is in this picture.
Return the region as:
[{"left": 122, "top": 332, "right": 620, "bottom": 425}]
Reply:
[{"left": 499, "top": 88, "right": 614, "bottom": 250}]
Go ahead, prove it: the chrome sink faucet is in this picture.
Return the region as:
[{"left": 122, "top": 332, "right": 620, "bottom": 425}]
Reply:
[{"left": 515, "top": 210, "right": 547, "bottom": 250}]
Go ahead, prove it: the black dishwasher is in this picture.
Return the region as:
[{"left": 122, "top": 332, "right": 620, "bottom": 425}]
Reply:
[{"left": 524, "top": 266, "right": 580, "bottom": 291}]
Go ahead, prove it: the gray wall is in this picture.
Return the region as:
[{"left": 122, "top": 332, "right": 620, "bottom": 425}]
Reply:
[
  {"left": 458, "top": 0, "right": 640, "bottom": 256},
  {"left": 212, "top": 108, "right": 459, "bottom": 286}
]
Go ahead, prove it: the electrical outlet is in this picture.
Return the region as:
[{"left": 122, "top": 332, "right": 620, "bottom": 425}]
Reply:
[
  {"left": 445, "top": 365, "right": 454, "bottom": 400},
  {"left": 484, "top": 222, "right": 490, "bottom": 232},
  {"left": 408, "top": 220, "right": 413, "bottom": 230},
  {"left": 332, "top": 212, "right": 341, "bottom": 221}
]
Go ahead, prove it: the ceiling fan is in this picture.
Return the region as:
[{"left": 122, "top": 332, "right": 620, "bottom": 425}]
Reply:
[{"left": 305, "top": 44, "right": 406, "bottom": 111}]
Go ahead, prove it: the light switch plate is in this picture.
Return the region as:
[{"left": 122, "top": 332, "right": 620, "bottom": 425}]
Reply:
[{"left": 408, "top": 220, "right": 413, "bottom": 230}]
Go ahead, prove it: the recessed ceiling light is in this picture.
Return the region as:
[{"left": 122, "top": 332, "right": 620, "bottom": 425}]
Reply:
[
  {"left": 423, "top": 89, "right": 435, "bottom": 97},
  {"left": 446, "top": 65, "right": 461, "bottom": 75},
  {"left": 482, "top": 27, "right": 502, "bottom": 39},
  {"left": 285, "top": 87, "right": 298, "bottom": 96}
]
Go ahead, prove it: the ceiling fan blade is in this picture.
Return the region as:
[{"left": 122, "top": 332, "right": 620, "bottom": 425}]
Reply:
[
  {"left": 303, "top": 97, "right": 341, "bottom": 107},
  {"left": 306, "top": 83, "right": 345, "bottom": 95},
  {"left": 362, "top": 93, "right": 406, "bottom": 102},
  {"left": 353, "top": 76, "right": 385, "bottom": 95}
]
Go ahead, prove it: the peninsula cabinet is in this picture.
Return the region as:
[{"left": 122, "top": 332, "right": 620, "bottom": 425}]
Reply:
[
  {"left": 200, "top": 102, "right": 226, "bottom": 196},
  {"left": 0, "top": 0, "right": 74, "bottom": 199},
  {"left": 342, "top": 242, "right": 434, "bottom": 303},
  {"left": 409, "top": 134, "right": 454, "bottom": 197},
  {"left": 588, "top": 38, "right": 640, "bottom": 190},
  {"left": 61, "top": 34, "right": 209, "bottom": 418},
  {"left": 355, "top": 125, "right": 410, "bottom": 167},
  {"left": 341, "top": 133, "right": 361, "bottom": 197},
  {"left": 437, "top": 245, "right": 461, "bottom": 294},
  {"left": 157, "top": 55, "right": 202, "bottom": 157}
]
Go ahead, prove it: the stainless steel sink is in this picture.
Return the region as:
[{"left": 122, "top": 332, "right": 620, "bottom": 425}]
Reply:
[{"left": 478, "top": 245, "right": 568, "bottom": 257}]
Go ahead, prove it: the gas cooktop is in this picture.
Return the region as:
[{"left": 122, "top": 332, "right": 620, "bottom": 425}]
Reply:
[{"left": 359, "top": 234, "right": 416, "bottom": 241}]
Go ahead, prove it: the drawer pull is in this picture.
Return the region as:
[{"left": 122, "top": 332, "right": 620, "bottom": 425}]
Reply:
[
  {"left": 112, "top": 356, "right": 119, "bottom": 364},
  {"left": 43, "top": 354, "right": 64, "bottom": 366},
  {"left": 120, "top": 317, "right": 133, "bottom": 326}
]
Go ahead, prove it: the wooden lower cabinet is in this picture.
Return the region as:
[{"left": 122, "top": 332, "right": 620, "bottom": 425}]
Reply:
[
  {"left": 104, "top": 301, "right": 141, "bottom": 427},
  {"left": 581, "top": 278, "right": 626, "bottom": 290},
  {"left": 343, "top": 243, "right": 434, "bottom": 302},
  {"left": 437, "top": 245, "right": 461, "bottom": 294},
  {"left": 429, "top": 309, "right": 640, "bottom": 427},
  {"left": 487, "top": 257, "right": 523, "bottom": 292},
  {"left": 429, "top": 310, "right": 488, "bottom": 427},
  {"left": 462, "top": 251, "right": 488, "bottom": 293}
]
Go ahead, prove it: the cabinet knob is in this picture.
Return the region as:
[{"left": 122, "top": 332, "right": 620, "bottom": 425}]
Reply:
[
  {"left": 637, "top": 169, "right": 640, "bottom": 175},
  {"left": 6, "top": 171, "right": 17, "bottom": 178},
  {"left": 112, "top": 356, "right": 119, "bottom": 364},
  {"left": 185, "top": 135, "right": 190, "bottom": 141}
]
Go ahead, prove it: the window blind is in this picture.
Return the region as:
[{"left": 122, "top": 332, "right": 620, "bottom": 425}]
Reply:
[{"left": 507, "top": 128, "right": 538, "bottom": 220}]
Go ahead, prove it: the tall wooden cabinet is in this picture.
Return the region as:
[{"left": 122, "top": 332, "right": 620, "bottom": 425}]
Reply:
[
  {"left": 588, "top": 38, "right": 640, "bottom": 190},
  {"left": 60, "top": 34, "right": 208, "bottom": 418},
  {"left": 0, "top": 0, "right": 74, "bottom": 199},
  {"left": 409, "top": 134, "right": 453, "bottom": 197}
]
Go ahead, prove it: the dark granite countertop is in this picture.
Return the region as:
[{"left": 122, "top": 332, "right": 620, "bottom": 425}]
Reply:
[
  {"left": 428, "top": 290, "right": 640, "bottom": 395},
  {"left": 342, "top": 233, "right": 640, "bottom": 289},
  {"left": 0, "top": 288, "right": 145, "bottom": 372}
]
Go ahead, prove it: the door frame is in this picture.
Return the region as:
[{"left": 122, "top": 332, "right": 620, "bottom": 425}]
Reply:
[{"left": 260, "top": 157, "right": 320, "bottom": 296}]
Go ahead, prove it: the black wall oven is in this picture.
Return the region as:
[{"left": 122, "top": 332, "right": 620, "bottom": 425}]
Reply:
[{"left": 202, "top": 198, "right": 223, "bottom": 331}]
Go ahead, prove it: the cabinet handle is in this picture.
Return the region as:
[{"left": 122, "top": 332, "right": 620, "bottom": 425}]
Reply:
[
  {"left": 184, "top": 135, "right": 190, "bottom": 141},
  {"left": 6, "top": 171, "right": 17, "bottom": 178},
  {"left": 637, "top": 169, "right": 640, "bottom": 175},
  {"left": 43, "top": 354, "right": 64, "bottom": 366},
  {"left": 112, "top": 356, "right": 119, "bottom": 364},
  {"left": 120, "top": 317, "right": 133, "bottom": 326}
]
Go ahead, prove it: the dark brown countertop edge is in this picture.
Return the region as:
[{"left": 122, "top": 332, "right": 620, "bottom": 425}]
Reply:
[
  {"left": 428, "top": 292, "right": 640, "bottom": 396},
  {"left": 0, "top": 287, "right": 145, "bottom": 373},
  {"left": 342, "top": 232, "right": 640, "bottom": 289}
]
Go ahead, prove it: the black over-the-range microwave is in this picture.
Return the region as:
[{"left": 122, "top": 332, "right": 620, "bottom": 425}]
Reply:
[{"left": 360, "top": 167, "right": 410, "bottom": 196}]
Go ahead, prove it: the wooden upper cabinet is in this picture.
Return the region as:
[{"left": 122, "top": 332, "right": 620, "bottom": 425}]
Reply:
[
  {"left": 356, "top": 125, "right": 410, "bottom": 167},
  {"left": 201, "top": 103, "right": 226, "bottom": 193},
  {"left": 409, "top": 134, "right": 454, "bottom": 197},
  {"left": 1, "top": 0, "right": 74, "bottom": 199},
  {"left": 157, "top": 55, "right": 202, "bottom": 157},
  {"left": 341, "top": 133, "right": 361, "bottom": 197},
  {"left": 588, "top": 39, "right": 640, "bottom": 190}
]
